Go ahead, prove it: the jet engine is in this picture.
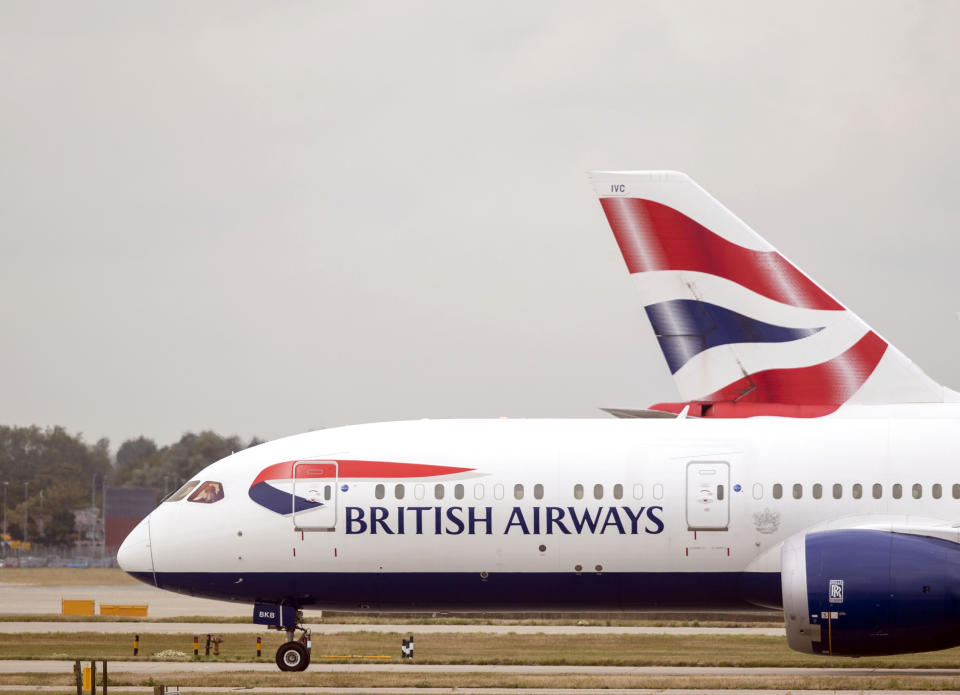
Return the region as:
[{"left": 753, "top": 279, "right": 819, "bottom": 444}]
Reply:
[{"left": 781, "top": 528, "right": 960, "bottom": 656}]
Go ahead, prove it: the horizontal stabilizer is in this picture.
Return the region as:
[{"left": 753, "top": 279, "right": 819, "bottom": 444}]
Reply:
[{"left": 601, "top": 408, "right": 681, "bottom": 419}]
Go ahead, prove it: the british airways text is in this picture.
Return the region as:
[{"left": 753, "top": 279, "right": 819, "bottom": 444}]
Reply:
[{"left": 345, "top": 506, "right": 664, "bottom": 535}]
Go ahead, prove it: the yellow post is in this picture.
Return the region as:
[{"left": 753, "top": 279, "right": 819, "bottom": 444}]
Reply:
[{"left": 82, "top": 666, "right": 91, "bottom": 692}]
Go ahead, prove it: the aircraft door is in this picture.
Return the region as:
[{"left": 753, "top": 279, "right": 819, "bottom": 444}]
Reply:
[
  {"left": 686, "top": 461, "right": 729, "bottom": 531},
  {"left": 292, "top": 461, "right": 338, "bottom": 532}
]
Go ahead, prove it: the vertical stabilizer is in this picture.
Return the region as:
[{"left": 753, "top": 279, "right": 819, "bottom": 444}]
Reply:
[{"left": 590, "top": 171, "right": 949, "bottom": 417}]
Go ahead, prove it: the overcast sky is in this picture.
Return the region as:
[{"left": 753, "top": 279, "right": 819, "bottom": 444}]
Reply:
[{"left": 2, "top": 1, "right": 959, "bottom": 450}]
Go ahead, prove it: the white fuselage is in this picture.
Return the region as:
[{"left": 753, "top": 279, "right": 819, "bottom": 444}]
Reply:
[{"left": 120, "top": 406, "right": 960, "bottom": 612}]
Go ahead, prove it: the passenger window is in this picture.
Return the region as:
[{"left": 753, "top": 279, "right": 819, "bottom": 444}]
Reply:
[
  {"left": 167, "top": 480, "right": 199, "bottom": 502},
  {"left": 872, "top": 483, "right": 882, "bottom": 499},
  {"left": 812, "top": 483, "right": 822, "bottom": 499},
  {"left": 188, "top": 481, "right": 223, "bottom": 504},
  {"left": 473, "top": 483, "right": 484, "bottom": 500},
  {"left": 893, "top": 483, "right": 902, "bottom": 499},
  {"left": 613, "top": 484, "right": 623, "bottom": 500},
  {"left": 493, "top": 484, "right": 504, "bottom": 500},
  {"left": 752, "top": 483, "right": 762, "bottom": 500},
  {"left": 632, "top": 484, "right": 644, "bottom": 499},
  {"left": 394, "top": 484, "right": 405, "bottom": 500},
  {"left": 792, "top": 484, "right": 802, "bottom": 499},
  {"left": 933, "top": 484, "right": 942, "bottom": 499},
  {"left": 852, "top": 483, "right": 862, "bottom": 499},
  {"left": 533, "top": 483, "right": 544, "bottom": 500},
  {"left": 954, "top": 484, "right": 960, "bottom": 499},
  {"left": 772, "top": 484, "right": 782, "bottom": 499},
  {"left": 913, "top": 483, "right": 922, "bottom": 499},
  {"left": 414, "top": 484, "right": 425, "bottom": 500},
  {"left": 324, "top": 485, "right": 332, "bottom": 501},
  {"left": 454, "top": 484, "right": 464, "bottom": 500},
  {"left": 514, "top": 484, "right": 524, "bottom": 500},
  {"left": 593, "top": 484, "right": 603, "bottom": 500},
  {"left": 375, "top": 484, "right": 385, "bottom": 500},
  {"left": 832, "top": 483, "right": 842, "bottom": 499},
  {"left": 574, "top": 484, "right": 584, "bottom": 500},
  {"left": 434, "top": 484, "right": 444, "bottom": 499},
  {"left": 653, "top": 483, "right": 663, "bottom": 500}
]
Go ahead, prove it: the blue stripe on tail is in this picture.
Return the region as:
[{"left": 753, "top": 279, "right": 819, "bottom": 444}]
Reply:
[{"left": 645, "top": 299, "right": 823, "bottom": 374}]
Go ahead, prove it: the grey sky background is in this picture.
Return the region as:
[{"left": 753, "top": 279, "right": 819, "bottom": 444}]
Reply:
[{"left": 2, "top": 1, "right": 959, "bottom": 450}]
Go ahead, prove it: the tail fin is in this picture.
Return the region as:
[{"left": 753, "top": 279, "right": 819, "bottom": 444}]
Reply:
[{"left": 590, "top": 170, "right": 951, "bottom": 417}]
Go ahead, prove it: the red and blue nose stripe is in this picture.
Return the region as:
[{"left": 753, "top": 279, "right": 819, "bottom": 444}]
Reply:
[
  {"left": 248, "top": 461, "right": 335, "bottom": 515},
  {"left": 248, "top": 460, "right": 474, "bottom": 515}
]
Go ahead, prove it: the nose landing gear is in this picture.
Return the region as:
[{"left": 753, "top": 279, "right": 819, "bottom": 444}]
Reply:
[
  {"left": 275, "top": 624, "right": 312, "bottom": 672},
  {"left": 253, "top": 602, "right": 314, "bottom": 672}
]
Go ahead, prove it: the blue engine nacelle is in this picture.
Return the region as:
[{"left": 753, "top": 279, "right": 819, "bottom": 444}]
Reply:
[{"left": 781, "top": 529, "right": 960, "bottom": 656}]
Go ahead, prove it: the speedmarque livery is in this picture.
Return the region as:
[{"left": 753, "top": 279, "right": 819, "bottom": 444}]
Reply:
[{"left": 119, "top": 172, "right": 960, "bottom": 671}]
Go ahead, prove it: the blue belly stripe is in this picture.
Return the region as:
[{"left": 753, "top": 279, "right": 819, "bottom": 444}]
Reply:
[{"left": 130, "top": 571, "right": 782, "bottom": 612}]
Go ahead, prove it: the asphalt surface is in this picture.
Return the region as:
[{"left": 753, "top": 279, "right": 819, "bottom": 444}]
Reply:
[
  {"left": 0, "top": 584, "right": 307, "bottom": 619},
  {"left": 0, "top": 581, "right": 785, "bottom": 635}
]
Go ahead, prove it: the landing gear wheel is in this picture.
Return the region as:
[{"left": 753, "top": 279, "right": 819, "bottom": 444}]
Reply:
[{"left": 276, "top": 641, "right": 310, "bottom": 671}]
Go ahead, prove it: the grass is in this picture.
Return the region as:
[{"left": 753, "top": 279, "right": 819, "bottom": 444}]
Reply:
[
  {"left": 3, "top": 630, "right": 960, "bottom": 668},
  {"left": 4, "top": 671, "right": 960, "bottom": 691}
]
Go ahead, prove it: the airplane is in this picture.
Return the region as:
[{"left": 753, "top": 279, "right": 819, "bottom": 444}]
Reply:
[{"left": 119, "top": 171, "right": 960, "bottom": 671}]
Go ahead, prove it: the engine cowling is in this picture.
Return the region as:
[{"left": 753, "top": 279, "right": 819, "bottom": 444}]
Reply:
[{"left": 782, "top": 529, "right": 960, "bottom": 656}]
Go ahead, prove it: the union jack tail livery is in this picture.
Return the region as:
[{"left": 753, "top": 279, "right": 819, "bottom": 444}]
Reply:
[{"left": 591, "top": 171, "right": 956, "bottom": 417}]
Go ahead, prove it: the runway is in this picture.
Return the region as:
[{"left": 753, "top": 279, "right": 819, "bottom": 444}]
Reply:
[
  {"left": 3, "top": 660, "right": 960, "bottom": 676},
  {"left": 0, "top": 584, "right": 780, "bottom": 627},
  {"left": 0, "top": 621, "right": 785, "bottom": 636},
  {"left": 0, "top": 583, "right": 314, "bottom": 619}
]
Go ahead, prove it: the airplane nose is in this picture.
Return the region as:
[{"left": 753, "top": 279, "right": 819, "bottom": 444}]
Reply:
[{"left": 117, "top": 515, "right": 155, "bottom": 580}]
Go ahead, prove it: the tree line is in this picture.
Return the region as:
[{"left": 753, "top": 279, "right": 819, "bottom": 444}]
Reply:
[{"left": 0, "top": 425, "right": 261, "bottom": 546}]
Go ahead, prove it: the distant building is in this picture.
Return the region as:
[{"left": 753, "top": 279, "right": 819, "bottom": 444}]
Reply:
[{"left": 104, "top": 487, "right": 157, "bottom": 553}]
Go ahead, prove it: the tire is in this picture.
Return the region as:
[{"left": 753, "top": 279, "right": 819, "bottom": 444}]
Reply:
[{"left": 276, "top": 641, "right": 310, "bottom": 671}]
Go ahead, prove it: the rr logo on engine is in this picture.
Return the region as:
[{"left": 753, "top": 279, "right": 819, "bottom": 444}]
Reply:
[{"left": 829, "top": 579, "right": 844, "bottom": 603}]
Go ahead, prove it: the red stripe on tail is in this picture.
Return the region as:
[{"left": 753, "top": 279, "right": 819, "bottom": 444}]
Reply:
[
  {"left": 600, "top": 197, "right": 843, "bottom": 310},
  {"left": 651, "top": 331, "right": 887, "bottom": 418},
  {"left": 650, "top": 331, "right": 887, "bottom": 418},
  {"left": 704, "top": 330, "right": 887, "bottom": 405}
]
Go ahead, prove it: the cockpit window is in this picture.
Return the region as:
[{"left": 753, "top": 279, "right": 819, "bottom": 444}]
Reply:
[
  {"left": 187, "top": 481, "right": 224, "bottom": 504},
  {"left": 166, "top": 480, "right": 200, "bottom": 502}
]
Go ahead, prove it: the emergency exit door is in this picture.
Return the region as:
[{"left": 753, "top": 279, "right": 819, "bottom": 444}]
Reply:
[
  {"left": 292, "top": 460, "right": 338, "bottom": 532},
  {"left": 686, "top": 462, "right": 729, "bottom": 531}
]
